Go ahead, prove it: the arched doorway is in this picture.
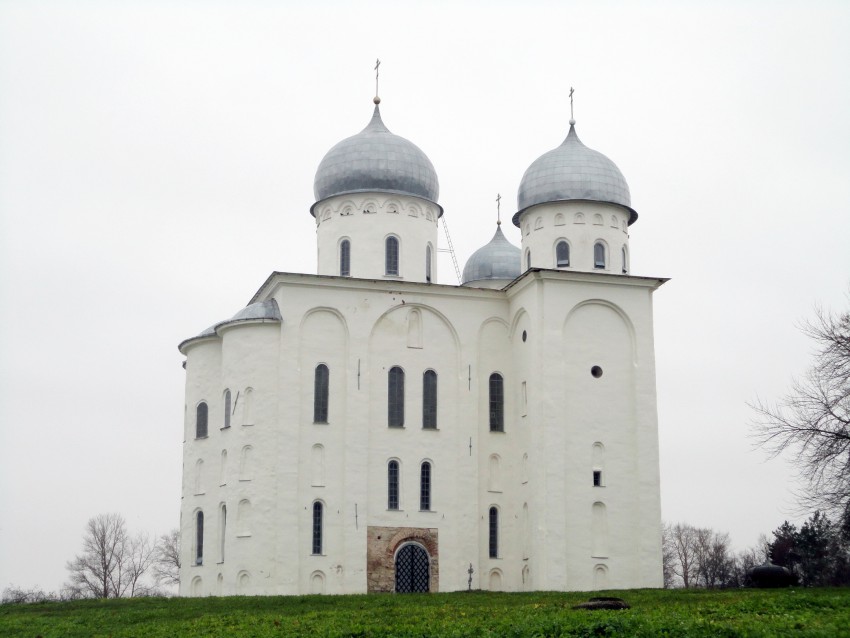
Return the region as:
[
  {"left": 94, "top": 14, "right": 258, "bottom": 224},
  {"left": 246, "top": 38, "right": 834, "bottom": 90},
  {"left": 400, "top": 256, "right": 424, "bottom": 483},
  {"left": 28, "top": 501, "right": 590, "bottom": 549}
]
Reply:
[{"left": 395, "top": 543, "right": 430, "bottom": 593}]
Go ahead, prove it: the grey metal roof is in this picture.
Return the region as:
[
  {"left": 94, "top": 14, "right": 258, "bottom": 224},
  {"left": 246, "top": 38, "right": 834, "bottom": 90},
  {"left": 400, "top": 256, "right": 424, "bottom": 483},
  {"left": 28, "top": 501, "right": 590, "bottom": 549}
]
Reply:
[
  {"left": 179, "top": 299, "right": 282, "bottom": 352},
  {"left": 461, "top": 225, "right": 521, "bottom": 285},
  {"left": 312, "top": 105, "right": 440, "bottom": 211},
  {"left": 513, "top": 124, "right": 636, "bottom": 225},
  {"left": 225, "top": 299, "right": 281, "bottom": 324}
]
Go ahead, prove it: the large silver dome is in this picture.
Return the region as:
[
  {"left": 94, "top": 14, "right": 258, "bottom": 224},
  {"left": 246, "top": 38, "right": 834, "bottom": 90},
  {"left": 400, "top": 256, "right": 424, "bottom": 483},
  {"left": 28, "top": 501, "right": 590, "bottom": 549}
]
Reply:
[
  {"left": 462, "top": 225, "right": 521, "bottom": 285},
  {"left": 513, "top": 124, "right": 636, "bottom": 225},
  {"left": 312, "top": 105, "right": 440, "bottom": 213}
]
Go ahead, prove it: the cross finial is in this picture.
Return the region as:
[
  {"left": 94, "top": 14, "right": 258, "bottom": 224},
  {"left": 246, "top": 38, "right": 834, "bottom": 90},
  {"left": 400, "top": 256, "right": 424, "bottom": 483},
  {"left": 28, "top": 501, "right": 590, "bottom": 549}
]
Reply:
[
  {"left": 374, "top": 59, "right": 381, "bottom": 104},
  {"left": 569, "top": 87, "right": 575, "bottom": 125},
  {"left": 496, "top": 193, "right": 502, "bottom": 226}
]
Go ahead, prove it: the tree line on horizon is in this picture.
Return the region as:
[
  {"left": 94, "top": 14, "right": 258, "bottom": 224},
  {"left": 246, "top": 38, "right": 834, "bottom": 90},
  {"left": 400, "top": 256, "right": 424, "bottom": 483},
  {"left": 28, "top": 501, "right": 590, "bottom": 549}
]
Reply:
[
  {"left": 663, "top": 511, "right": 850, "bottom": 589},
  {"left": 2, "top": 513, "right": 179, "bottom": 604}
]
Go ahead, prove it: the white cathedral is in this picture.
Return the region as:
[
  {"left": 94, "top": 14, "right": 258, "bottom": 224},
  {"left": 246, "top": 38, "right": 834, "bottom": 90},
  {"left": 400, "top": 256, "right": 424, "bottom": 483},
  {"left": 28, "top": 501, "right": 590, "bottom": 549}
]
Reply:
[{"left": 177, "top": 92, "right": 666, "bottom": 596}]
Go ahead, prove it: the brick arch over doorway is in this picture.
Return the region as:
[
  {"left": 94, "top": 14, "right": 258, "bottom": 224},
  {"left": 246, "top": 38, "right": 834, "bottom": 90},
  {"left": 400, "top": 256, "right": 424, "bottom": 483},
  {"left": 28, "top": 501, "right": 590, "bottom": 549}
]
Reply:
[{"left": 366, "top": 526, "right": 439, "bottom": 593}]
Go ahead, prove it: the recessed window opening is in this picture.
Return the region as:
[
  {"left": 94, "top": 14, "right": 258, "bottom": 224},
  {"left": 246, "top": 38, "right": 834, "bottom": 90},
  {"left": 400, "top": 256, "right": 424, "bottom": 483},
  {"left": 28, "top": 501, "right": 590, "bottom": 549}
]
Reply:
[
  {"left": 386, "top": 236, "right": 399, "bottom": 276},
  {"left": 526, "top": 250, "right": 531, "bottom": 270},
  {"left": 593, "top": 470, "right": 602, "bottom": 487},
  {"left": 312, "top": 502, "right": 323, "bottom": 555},
  {"left": 313, "top": 364, "right": 329, "bottom": 423},
  {"left": 420, "top": 462, "right": 432, "bottom": 511},
  {"left": 621, "top": 246, "right": 628, "bottom": 274},
  {"left": 340, "top": 239, "right": 351, "bottom": 277},
  {"left": 219, "top": 504, "right": 226, "bottom": 562},
  {"left": 521, "top": 381, "right": 527, "bottom": 415},
  {"left": 425, "top": 245, "right": 432, "bottom": 283},
  {"left": 489, "top": 373, "right": 504, "bottom": 432},
  {"left": 556, "top": 241, "right": 570, "bottom": 267},
  {"left": 591, "top": 366, "right": 603, "bottom": 378},
  {"left": 522, "top": 330, "right": 527, "bottom": 342},
  {"left": 223, "top": 390, "right": 231, "bottom": 429},
  {"left": 388, "top": 366, "right": 405, "bottom": 427},
  {"left": 195, "top": 511, "right": 204, "bottom": 565},
  {"left": 593, "top": 242, "right": 606, "bottom": 269},
  {"left": 422, "top": 370, "right": 437, "bottom": 429},
  {"left": 388, "top": 460, "right": 400, "bottom": 510},
  {"left": 489, "top": 507, "right": 499, "bottom": 558},
  {"left": 196, "top": 402, "right": 208, "bottom": 438}
]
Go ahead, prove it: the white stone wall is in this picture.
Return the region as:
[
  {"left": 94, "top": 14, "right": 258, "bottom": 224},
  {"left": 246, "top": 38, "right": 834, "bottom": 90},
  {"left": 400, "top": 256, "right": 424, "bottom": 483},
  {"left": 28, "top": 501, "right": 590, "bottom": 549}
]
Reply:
[
  {"left": 314, "top": 193, "right": 440, "bottom": 283},
  {"left": 516, "top": 201, "right": 631, "bottom": 275},
  {"left": 178, "top": 270, "right": 663, "bottom": 595}
]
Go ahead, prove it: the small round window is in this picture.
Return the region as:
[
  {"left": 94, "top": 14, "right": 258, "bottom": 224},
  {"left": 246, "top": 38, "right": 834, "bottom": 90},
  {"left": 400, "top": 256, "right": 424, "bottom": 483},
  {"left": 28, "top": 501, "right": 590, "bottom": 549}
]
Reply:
[{"left": 591, "top": 366, "right": 603, "bottom": 378}]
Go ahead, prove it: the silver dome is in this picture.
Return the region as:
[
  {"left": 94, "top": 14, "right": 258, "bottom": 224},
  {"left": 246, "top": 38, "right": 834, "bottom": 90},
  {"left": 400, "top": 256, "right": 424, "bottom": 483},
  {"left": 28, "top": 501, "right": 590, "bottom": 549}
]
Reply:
[
  {"left": 312, "top": 105, "right": 440, "bottom": 214},
  {"left": 461, "top": 225, "right": 521, "bottom": 285},
  {"left": 513, "top": 124, "right": 636, "bottom": 225}
]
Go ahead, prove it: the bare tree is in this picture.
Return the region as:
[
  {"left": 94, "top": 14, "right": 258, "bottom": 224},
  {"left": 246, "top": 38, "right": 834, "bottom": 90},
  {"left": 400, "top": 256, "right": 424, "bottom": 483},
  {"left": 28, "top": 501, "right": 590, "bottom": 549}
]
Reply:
[
  {"left": 125, "top": 533, "right": 157, "bottom": 596},
  {"left": 664, "top": 522, "right": 738, "bottom": 588},
  {"left": 661, "top": 522, "right": 677, "bottom": 588},
  {"left": 693, "top": 528, "right": 733, "bottom": 588},
  {"left": 66, "top": 513, "right": 128, "bottom": 598},
  {"left": 153, "top": 528, "right": 181, "bottom": 587},
  {"left": 65, "top": 513, "right": 158, "bottom": 598},
  {"left": 751, "top": 304, "right": 850, "bottom": 520},
  {"left": 667, "top": 522, "right": 698, "bottom": 588}
]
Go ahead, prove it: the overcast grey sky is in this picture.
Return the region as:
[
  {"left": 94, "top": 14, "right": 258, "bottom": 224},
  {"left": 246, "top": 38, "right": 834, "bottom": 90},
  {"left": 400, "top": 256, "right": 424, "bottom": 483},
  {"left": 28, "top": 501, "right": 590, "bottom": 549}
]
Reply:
[{"left": 2, "top": 1, "right": 849, "bottom": 592}]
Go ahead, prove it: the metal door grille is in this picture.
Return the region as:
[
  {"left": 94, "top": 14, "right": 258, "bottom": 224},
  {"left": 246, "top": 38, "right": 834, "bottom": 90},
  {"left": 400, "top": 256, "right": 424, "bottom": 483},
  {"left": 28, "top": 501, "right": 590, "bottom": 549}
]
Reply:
[{"left": 395, "top": 544, "right": 430, "bottom": 593}]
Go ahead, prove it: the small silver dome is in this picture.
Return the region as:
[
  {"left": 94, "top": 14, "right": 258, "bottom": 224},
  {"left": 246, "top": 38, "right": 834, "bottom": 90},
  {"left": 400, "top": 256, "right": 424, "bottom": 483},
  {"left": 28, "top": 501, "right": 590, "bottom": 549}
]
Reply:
[
  {"left": 312, "top": 105, "right": 440, "bottom": 213},
  {"left": 462, "top": 225, "right": 521, "bottom": 285},
  {"left": 224, "top": 299, "right": 281, "bottom": 325},
  {"left": 178, "top": 299, "right": 282, "bottom": 352},
  {"left": 513, "top": 124, "right": 636, "bottom": 225}
]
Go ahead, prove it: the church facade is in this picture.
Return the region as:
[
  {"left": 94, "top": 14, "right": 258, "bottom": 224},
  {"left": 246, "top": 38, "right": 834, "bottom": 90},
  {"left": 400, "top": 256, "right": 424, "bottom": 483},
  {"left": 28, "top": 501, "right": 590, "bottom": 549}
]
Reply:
[{"left": 177, "top": 96, "right": 666, "bottom": 596}]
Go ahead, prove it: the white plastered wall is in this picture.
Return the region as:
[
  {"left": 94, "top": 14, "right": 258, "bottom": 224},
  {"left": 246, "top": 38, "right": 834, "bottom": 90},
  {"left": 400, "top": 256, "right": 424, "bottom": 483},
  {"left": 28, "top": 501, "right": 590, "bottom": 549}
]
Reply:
[
  {"left": 314, "top": 193, "right": 440, "bottom": 283},
  {"left": 516, "top": 201, "right": 631, "bottom": 275},
  {"left": 178, "top": 269, "right": 663, "bottom": 595}
]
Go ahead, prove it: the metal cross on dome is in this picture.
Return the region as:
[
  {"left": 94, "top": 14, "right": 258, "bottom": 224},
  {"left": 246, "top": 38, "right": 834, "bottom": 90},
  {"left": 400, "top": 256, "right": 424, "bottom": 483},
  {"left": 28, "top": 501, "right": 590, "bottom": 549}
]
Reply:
[
  {"left": 374, "top": 59, "right": 381, "bottom": 99},
  {"left": 496, "top": 193, "right": 502, "bottom": 226},
  {"left": 570, "top": 87, "right": 575, "bottom": 121}
]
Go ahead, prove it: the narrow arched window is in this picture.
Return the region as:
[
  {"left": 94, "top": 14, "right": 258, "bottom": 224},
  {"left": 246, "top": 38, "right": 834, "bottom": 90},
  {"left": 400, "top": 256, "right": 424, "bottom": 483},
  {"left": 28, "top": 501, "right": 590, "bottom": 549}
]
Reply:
[
  {"left": 489, "top": 507, "right": 499, "bottom": 558},
  {"left": 223, "top": 390, "right": 231, "bottom": 429},
  {"left": 388, "top": 460, "right": 400, "bottom": 510},
  {"left": 195, "top": 511, "right": 204, "bottom": 565},
  {"left": 388, "top": 366, "right": 405, "bottom": 427},
  {"left": 312, "top": 502, "right": 323, "bottom": 554},
  {"left": 489, "top": 373, "right": 504, "bottom": 432},
  {"left": 196, "top": 402, "right": 208, "bottom": 438},
  {"left": 219, "top": 504, "right": 226, "bottom": 562},
  {"left": 313, "top": 364, "right": 329, "bottom": 423},
  {"left": 621, "top": 246, "right": 628, "bottom": 274},
  {"left": 385, "top": 236, "right": 399, "bottom": 276},
  {"left": 340, "top": 239, "right": 351, "bottom": 277},
  {"left": 594, "top": 242, "right": 606, "bottom": 269},
  {"left": 422, "top": 370, "right": 437, "bottom": 429},
  {"left": 556, "top": 241, "right": 570, "bottom": 267},
  {"left": 526, "top": 250, "right": 531, "bottom": 270},
  {"left": 420, "top": 462, "right": 432, "bottom": 511},
  {"left": 425, "top": 245, "right": 432, "bottom": 283}
]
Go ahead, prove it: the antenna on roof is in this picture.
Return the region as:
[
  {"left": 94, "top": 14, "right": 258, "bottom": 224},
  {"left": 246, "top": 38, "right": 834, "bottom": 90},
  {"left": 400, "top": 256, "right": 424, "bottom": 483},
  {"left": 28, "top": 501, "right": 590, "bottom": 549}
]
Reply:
[
  {"left": 374, "top": 59, "right": 381, "bottom": 104},
  {"left": 438, "top": 216, "right": 462, "bottom": 285},
  {"left": 496, "top": 193, "right": 502, "bottom": 226},
  {"left": 569, "top": 87, "right": 576, "bottom": 125}
]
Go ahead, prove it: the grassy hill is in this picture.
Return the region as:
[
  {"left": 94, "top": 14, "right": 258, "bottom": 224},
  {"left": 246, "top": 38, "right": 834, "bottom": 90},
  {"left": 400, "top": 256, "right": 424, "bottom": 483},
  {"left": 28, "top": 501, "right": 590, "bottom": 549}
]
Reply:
[{"left": 2, "top": 588, "right": 850, "bottom": 637}]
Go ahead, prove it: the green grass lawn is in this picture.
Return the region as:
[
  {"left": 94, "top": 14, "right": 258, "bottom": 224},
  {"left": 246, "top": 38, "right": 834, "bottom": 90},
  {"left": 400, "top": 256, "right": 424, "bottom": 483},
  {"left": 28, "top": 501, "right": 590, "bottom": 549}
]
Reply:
[{"left": 2, "top": 588, "right": 850, "bottom": 637}]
